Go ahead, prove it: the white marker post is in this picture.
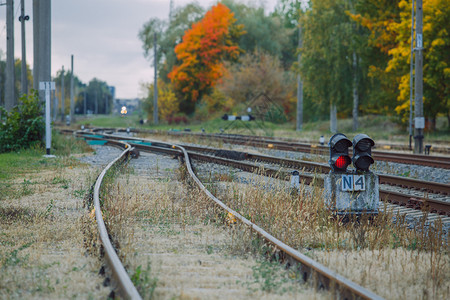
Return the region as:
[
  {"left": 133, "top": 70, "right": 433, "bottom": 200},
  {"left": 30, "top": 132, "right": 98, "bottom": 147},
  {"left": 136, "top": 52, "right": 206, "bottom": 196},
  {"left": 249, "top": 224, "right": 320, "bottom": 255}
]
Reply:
[{"left": 40, "top": 81, "right": 56, "bottom": 156}]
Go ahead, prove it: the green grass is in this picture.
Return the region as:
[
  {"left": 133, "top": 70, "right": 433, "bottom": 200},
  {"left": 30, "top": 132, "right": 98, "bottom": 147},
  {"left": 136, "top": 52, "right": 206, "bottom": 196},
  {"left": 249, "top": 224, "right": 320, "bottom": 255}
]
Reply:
[
  {"left": 0, "top": 148, "right": 48, "bottom": 180},
  {"left": 78, "top": 113, "right": 141, "bottom": 128},
  {"left": 0, "top": 133, "right": 93, "bottom": 199},
  {"left": 76, "top": 113, "right": 450, "bottom": 144}
]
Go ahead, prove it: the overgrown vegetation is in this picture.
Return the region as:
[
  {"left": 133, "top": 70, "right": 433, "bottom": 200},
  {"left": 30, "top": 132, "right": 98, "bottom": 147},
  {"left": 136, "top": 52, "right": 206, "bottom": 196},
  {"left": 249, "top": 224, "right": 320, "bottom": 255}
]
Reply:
[
  {"left": 0, "top": 134, "right": 109, "bottom": 298},
  {"left": 208, "top": 172, "right": 449, "bottom": 299},
  {"left": 0, "top": 133, "right": 92, "bottom": 200},
  {"left": 0, "top": 91, "right": 44, "bottom": 153}
]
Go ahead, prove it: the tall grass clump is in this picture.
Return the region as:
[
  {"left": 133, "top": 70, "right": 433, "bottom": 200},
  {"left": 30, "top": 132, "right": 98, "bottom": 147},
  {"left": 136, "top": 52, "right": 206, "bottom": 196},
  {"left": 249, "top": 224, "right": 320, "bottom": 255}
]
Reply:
[{"left": 205, "top": 171, "right": 448, "bottom": 299}]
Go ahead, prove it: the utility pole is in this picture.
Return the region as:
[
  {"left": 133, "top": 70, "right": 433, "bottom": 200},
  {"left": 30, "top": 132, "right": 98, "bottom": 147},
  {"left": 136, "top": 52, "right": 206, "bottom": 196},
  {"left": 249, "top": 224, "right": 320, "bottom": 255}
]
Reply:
[
  {"left": 33, "top": 1, "right": 51, "bottom": 92},
  {"left": 409, "top": 0, "right": 415, "bottom": 150},
  {"left": 296, "top": 26, "right": 303, "bottom": 131},
  {"left": 60, "top": 66, "right": 65, "bottom": 122},
  {"left": 105, "top": 94, "right": 108, "bottom": 114},
  {"left": 19, "top": 0, "right": 29, "bottom": 96},
  {"left": 33, "top": 0, "right": 38, "bottom": 90},
  {"left": 83, "top": 89, "right": 86, "bottom": 115},
  {"left": 169, "top": 0, "right": 174, "bottom": 21},
  {"left": 153, "top": 32, "right": 158, "bottom": 124},
  {"left": 95, "top": 91, "right": 98, "bottom": 114},
  {"left": 414, "top": 0, "right": 424, "bottom": 154},
  {"left": 70, "top": 55, "right": 74, "bottom": 122},
  {"left": 5, "top": 0, "right": 15, "bottom": 111}
]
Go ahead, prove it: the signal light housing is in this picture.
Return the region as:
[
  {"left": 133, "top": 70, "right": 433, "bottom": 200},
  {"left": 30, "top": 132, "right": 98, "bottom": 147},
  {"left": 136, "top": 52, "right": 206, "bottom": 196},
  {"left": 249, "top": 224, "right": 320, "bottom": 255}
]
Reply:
[
  {"left": 352, "top": 134, "right": 375, "bottom": 172},
  {"left": 329, "top": 133, "right": 352, "bottom": 172}
]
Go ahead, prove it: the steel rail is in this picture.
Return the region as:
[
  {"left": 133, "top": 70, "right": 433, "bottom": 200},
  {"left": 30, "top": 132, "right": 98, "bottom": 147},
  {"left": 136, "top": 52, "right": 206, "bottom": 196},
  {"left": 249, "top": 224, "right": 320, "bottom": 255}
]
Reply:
[
  {"left": 89, "top": 137, "right": 142, "bottom": 300},
  {"left": 78, "top": 131, "right": 382, "bottom": 298},
  {"left": 171, "top": 143, "right": 383, "bottom": 300},
  {"left": 78, "top": 132, "right": 449, "bottom": 215},
  {"left": 179, "top": 144, "right": 450, "bottom": 195},
  {"left": 87, "top": 127, "right": 450, "bottom": 167},
  {"left": 163, "top": 131, "right": 450, "bottom": 169}
]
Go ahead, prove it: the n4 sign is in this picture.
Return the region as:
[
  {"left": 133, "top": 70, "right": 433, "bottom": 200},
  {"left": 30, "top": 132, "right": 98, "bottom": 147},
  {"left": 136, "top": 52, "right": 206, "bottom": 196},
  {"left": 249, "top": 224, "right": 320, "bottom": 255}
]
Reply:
[{"left": 341, "top": 174, "right": 365, "bottom": 191}]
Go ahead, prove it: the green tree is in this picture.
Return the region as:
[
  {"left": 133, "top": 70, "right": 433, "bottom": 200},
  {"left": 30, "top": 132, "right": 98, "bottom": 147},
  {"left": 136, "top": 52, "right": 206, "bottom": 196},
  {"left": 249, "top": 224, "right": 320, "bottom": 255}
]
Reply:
[
  {"left": 300, "top": 0, "right": 355, "bottom": 130},
  {"left": 80, "top": 78, "right": 113, "bottom": 115},
  {"left": 139, "top": 3, "right": 204, "bottom": 82},
  {"left": 223, "top": 0, "right": 296, "bottom": 68}
]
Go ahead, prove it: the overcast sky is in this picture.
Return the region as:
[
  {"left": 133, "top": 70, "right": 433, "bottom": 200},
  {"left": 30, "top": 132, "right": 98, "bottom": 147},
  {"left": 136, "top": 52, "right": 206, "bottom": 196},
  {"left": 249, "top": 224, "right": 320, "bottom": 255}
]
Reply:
[{"left": 0, "top": 0, "right": 278, "bottom": 99}]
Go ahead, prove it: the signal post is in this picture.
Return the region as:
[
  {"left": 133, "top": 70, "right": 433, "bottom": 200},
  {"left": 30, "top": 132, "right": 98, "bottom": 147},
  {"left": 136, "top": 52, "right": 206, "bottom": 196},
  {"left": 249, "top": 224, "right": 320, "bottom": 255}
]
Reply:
[{"left": 323, "top": 133, "right": 379, "bottom": 216}]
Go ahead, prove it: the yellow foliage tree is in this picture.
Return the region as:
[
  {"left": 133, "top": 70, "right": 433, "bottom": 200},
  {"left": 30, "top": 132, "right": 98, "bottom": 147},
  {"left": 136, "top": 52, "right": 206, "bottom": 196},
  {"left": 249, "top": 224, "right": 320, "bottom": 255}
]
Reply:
[
  {"left": 354, "top": 0, "right": 449, "bottom": 128},
  {"left": 146, "top": 81, "right": 180, "bottom": 122}
]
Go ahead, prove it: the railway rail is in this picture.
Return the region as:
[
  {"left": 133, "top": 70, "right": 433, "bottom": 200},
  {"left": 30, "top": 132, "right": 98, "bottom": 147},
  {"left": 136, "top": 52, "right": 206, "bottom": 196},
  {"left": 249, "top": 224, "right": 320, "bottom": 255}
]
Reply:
[
  {"left": 81, "top": 131, "right": 450, "bottom": 216},
  {"left": 76, "top": 131, "right": 384, "bottom": 300},
  {"left": 166, "top": 131, "right": 450, "bottom": 169}
]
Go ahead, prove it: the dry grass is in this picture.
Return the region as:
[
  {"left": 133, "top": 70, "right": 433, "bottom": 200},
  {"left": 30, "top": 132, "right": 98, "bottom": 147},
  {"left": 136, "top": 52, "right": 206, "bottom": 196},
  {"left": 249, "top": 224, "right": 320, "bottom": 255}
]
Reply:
[
  {"left": 210, "top": 172, "right": 449, "bottom": 299},
  {"left": 99, "top": 157, "right": 330, "bottom": 299},
  {"left": 0, "top": 166, "right": 111, "bottom": 299}
]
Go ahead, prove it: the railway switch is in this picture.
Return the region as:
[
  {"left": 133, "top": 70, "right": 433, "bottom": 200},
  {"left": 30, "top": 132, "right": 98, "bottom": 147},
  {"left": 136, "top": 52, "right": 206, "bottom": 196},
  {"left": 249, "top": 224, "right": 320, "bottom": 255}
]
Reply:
[
  {"left": 352, "top": 134, "right": 375, "bottom": 172},
  {"left": 328, "top": 133, "right": 352, "bottom": 172}
]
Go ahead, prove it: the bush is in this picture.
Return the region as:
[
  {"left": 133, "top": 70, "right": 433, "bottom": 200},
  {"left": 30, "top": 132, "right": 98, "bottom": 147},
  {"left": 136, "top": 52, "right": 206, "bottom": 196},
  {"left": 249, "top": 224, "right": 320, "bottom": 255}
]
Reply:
[{"left": 0, "top": 91, "right": 44, "bottom": 153}]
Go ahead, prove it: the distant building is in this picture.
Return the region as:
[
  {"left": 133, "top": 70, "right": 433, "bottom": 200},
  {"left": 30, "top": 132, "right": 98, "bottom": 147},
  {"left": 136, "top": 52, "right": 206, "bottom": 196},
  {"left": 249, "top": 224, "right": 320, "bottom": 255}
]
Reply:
[{"left": 113, "top": 98, "right": 140, "bottom": 115}]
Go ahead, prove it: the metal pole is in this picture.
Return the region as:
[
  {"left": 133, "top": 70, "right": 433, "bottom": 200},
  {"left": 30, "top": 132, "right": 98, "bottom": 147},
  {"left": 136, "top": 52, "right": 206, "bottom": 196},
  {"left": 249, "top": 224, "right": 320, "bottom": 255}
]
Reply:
[
  {"left": 84, "top": 89, "right": 86, "bottom": 115},
  {"left": 95, "top": 91, "right": 98, "bottom": 114},
  {"left": 5, "top": 0, "right": 15, "bottom": 111},
  {"left": 61, "top": 66, "right": 65, "bottom": 122},
  {"left": 20, "top": 0, "right": 29, "bottom": 96},
  {"left": 53, "top": 87, "right": 57, "bottom": 120},
  {"left": 153, "top": 32, "right": 158, "bottom": 124},
  {"left": 296, "top": 26, "right": 303, "bottom": 131},
  {"left": 414, "top": 0, "right": 424, "bottom": 154},
  {"left": 409, "top": 0, "right": 415, "bottom": 150},
  {"left": 70, "top": 55, "right": 74, "bottom": 122},
  {"left": 32, "top": 0, "right": 39, "bottom": 90}
]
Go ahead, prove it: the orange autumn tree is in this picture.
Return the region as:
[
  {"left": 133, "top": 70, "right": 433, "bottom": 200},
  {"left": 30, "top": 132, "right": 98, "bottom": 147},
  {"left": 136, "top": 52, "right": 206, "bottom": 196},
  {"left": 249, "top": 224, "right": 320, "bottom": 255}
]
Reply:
[{"left": 168, "top": 3, "right": 244, "bottom": 115}]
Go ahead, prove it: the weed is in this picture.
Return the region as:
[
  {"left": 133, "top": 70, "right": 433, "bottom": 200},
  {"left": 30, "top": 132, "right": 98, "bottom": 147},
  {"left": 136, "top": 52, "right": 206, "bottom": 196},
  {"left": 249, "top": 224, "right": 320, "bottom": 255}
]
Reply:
[
  {"left": 2, "top": 242, "right": 33, "bottom": 268},
  {"left": 39, "top": 199, "right": 54, "bottom": 218},
  {"left": 21, "top": 179, "right": 34, "bottom": 196},
  {"left": 131, "top": 262, "right": 158, "bottom": 299},
  {"left": 246, "top": 258, "right": 295, "bottom": 294}
]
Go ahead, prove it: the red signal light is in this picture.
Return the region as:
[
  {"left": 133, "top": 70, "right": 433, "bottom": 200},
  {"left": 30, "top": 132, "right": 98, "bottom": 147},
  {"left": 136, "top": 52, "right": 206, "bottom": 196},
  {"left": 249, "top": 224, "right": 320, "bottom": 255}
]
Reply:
[{"left": 335, "top": 155, "right": 351, "bottom": 169}]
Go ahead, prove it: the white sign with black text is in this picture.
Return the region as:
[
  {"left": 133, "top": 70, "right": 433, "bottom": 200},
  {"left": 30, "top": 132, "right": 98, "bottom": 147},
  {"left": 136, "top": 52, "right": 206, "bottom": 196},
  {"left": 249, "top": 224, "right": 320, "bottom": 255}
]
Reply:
[{"left": 341, "top": 174, "right": 366, "bottom": 192}]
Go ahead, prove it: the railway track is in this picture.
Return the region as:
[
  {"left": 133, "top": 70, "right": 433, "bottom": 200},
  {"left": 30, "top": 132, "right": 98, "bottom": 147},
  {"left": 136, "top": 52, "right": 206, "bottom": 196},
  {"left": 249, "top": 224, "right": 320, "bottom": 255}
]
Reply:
[
  {"left": 167, "top": 131, "right": 450, "bottom": 169},
  {"left": 80, "top": 132, "right": 450, "bottom": 217},
  {"left": 77, "top": 132, "right": 384, "bottom": 300},
  {"left": 86, "top": 127, "right": 450, "bottom": 169}
]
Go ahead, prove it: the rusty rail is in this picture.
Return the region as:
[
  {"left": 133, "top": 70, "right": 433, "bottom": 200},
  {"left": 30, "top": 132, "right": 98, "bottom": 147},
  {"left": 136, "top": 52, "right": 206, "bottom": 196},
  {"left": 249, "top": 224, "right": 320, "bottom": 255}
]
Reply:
[
  {"left": 84, "top": 135, "right": 142, "bottom": 299},
  {"left": 173, "top": 143, "right": 383, "bottom": 300}
]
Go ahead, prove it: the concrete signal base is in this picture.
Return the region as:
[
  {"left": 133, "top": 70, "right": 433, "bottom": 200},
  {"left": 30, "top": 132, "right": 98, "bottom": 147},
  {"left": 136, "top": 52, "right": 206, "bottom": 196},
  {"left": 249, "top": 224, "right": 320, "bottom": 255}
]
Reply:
[{"left": 323, "top": 171, "right": 379, "bottom": 215}]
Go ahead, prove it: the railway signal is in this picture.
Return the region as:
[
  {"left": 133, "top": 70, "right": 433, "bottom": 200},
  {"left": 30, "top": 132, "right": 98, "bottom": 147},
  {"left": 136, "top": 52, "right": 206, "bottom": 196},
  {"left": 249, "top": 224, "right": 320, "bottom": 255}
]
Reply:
[
  {"left": 352, "top": 134, "right": 375, "bottom": 172},
  {"left": 221, "top": 114, "right": 255, "bottom": 121},
  {"left": 328, "top": 133, "right": 352, "bottom": 172},
  {"left": 324, "top": 132, "right": 379, "bottom": 217}
]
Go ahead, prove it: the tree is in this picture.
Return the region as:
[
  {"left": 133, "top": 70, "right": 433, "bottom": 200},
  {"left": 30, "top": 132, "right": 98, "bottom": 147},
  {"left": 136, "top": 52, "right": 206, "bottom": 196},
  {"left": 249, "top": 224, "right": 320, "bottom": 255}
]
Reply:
[
  {"left": 353, "top": 0, "right": 450, "bottom": 129},
  {"left": 54, "top": 68, "right": 82, "bottom": 115},
  {"left": 217, "top": 51, "right": 296, "bottom": 119},
  {"left": 78, "top": 79, "right": 112, "bottom": 115},
  {"left": 300, "top": 0, "right": 355, "bottom": 131},
  {"left": 139, "top": 3, "right": 204, "bottom": 82},
  {"left": 144, "top": 81, "right": 180, "bottom": 122},
  {"left": 168, "top": 3, "right": 244, "bottom": 115},
  {"left": 223, "top": 0, "right": 295, "bottom": 68}
]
